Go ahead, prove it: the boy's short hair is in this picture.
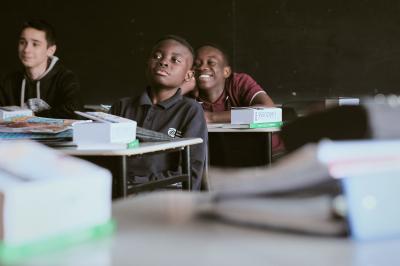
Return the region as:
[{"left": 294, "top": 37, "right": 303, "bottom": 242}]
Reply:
[
  {"left": 153, "top": 35, "right": 194, "bottom": 62},
  {"left": 196, "top": 43, "right": 231, "bottom": 67},
  {"left": 20, "top": 19, "right": 57, "bottom": 47}
]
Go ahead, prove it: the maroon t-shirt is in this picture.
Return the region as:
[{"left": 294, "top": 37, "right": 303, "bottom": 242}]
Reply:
[{"left": 197, "top": 72, "right": 267, "bottom": 112}]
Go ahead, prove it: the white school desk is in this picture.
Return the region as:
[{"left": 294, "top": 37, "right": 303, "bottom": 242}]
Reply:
[
  {"left": 58, "top": 138, "right": 203, "bottom": 198},
  {"left": 15, "top": 192, "right": 400, "bottom": 266},
  {"left": 207, "top": 124, "right": 281, "bottom": 166}
]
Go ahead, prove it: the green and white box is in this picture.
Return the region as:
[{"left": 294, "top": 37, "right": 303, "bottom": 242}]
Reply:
[
  {"left": 231, "top": 107, "right": 282, "bottom": 124},
  {"left": 0, "top": 141, "right": 112, "bottom": 248},
  {"left": 73, "top": 114, "right": 137, "bottom": 149}
]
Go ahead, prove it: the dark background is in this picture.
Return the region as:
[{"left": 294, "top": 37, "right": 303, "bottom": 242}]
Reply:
[{"left": 1, "top": 0, "right": 400, "bottom": 105}]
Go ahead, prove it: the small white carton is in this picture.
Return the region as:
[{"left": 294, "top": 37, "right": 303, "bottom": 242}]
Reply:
[
  {"left": 73, "top": 112, "right": 137, "bottom": 149},
  {"left": 73, "top": 121, "right": 136, "bottom": 144},
  {"left": 0, "top": 141, "right": 112, "bottom": 247},
  {"left": 0, "top": 106, "right": 33, "bottom": 120},
  {"left": 231, "top": 107, "right": 282, "bottom": 124}
]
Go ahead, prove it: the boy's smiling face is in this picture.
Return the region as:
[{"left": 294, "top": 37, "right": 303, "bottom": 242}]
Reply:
[
  {"left": 147, "top": 39, "right": 193, "bottom": 90},
  {"left": 194, "top": 45, "right": 231, "bottom": 92}
]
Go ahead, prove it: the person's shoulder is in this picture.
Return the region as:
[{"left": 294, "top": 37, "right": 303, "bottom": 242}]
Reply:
[
  {"left": 114, "top": 96, "right": 140, "bottom": 107},
  {"left": 232, "top": 72, "right": 256, "bottom": 83},
  {"left": 178, "top": 96, "right": 204, "bottom": 121},
  {"left": 41, "top": 61, "right": 79, "bottom": 88},
  {"left": 181, "top": 95, "right": 203, "bottom": 109},
  {"left": 110, "top": 96, "right": 138, "bottom": 115},
  {"left": 229, "top": 72, "right": 263, "bottom": 92},
  {"left": 182, "top": 95, "right": 198, "bottom": 104},
  {"left": 179, "top": 97, "right": 207, "bottom": 138},
  {"left": 51, "top": 61, "right": 76, "bottom": 78}
]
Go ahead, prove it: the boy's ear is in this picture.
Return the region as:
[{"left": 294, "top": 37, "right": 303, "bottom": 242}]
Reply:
[
  {"left": 184, "top": 70, "right": 195, "bottom": 82},
  {"left": 223, "top": 66, "right": 232, "bottom": 79},
  {"left": 181, "top": 71, "right": 196, "bottom": 94},
  {"left": 47, "top": 44, "right": 56, "bottom": 57}
]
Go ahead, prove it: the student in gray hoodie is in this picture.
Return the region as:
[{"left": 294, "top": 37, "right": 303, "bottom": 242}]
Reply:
[{"left": 0, "top": 19, "right": 82, "bottom": 119}]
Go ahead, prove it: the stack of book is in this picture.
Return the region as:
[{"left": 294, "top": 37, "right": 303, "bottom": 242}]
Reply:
[
  {"left": 202, "top": 139, "right": 400, "bottom": 240},
  {"left": 0, "top": 106, "right": 33, "bottom": 120},
  {"left": 0, "top": 116, "right": 80, "bottom": 144}
]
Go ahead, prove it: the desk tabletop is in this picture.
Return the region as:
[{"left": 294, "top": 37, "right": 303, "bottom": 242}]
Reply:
[
  {"left": 16, "top": 192, "right": 400, "bottom": 266},
  {"left": 207, "top": 123, "right": 280, "bottom": 133},
  {"left": 57, "top": 138, "right": 203, "bottom": 156}
]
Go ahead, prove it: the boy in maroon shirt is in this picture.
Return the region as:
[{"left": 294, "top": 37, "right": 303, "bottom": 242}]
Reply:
[
  {"left": 192, "top": 44, "right": 282, "bottom": 166},
  {"left": 193, "top": 44, "right": 274, "bottom": 123}
]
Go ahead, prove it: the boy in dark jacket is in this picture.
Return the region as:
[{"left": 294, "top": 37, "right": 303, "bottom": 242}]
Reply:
[
  {"left": 111, "top": 35, "right": 207, "bottom": 190},
  {"left": 0, "top": 19, "right": 82, "bottom": 119}
]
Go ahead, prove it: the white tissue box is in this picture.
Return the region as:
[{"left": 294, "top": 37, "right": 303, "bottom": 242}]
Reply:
[
  {"left": 0, "top": 141, "right": 112, "bottom": 246},
  {"left": 231, "top": 107, "right": 282, "bottom": 124},
  {"left": 73, "top": 120, "right": 137, "bottom": 148}
]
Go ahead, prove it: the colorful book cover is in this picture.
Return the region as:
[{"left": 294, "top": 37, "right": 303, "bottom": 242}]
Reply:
[{"left": 0, "top": 116, "right": 80, "bottom": 134}]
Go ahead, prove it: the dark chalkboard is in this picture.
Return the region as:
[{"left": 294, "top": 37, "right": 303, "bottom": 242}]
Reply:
[
  {"left": 1, "top": 0, "right": 400, "bottom": 105},
  {"left": 234, "top": 0, "right": 400, "bottom": 102}
]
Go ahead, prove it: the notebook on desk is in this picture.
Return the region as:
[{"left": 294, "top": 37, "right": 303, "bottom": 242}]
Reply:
[{"left": 136, "top": 126, "right": 174, "bottom": 142}]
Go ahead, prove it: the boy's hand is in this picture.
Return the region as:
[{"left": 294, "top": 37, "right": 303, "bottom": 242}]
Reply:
[
  {"left": 204, "top": 111, "right": 231, "bottom": 123},
  {"left": 26, "top": 98, "right": 51, "bottom": 113},
  {"left": 204, "top": 111, "right": 213, "bottom": 123}
]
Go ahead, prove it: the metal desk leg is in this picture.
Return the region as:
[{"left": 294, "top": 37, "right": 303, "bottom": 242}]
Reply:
[
  {"left": 266, "top": 132, "right": 272, "bottom": 167},
  {"left": 120, "top": 156, "right": 127, "bottom": 198},
  {"left": 182, "top": 146, "right": 192, "bottom": 191}
]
